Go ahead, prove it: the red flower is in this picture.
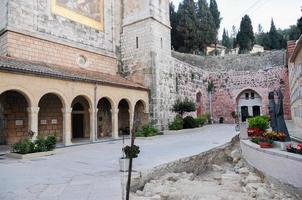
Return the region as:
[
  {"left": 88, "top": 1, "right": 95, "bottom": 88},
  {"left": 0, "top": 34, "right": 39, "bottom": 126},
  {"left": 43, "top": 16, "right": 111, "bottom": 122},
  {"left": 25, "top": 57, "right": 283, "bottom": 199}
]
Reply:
[
  {"left": 287, "top": 144, "right": 292, "bottom": 149},
  {"left": 297, "top": 144, "right": 302, "bottom": 150}
]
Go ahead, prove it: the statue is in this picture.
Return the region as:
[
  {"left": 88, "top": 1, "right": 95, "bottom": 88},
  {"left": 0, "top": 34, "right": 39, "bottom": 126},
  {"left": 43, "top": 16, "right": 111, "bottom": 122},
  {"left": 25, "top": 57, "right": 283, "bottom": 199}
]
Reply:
[
  {"left": 268, "top": 92, "right": 277, "bottom": 132},
  {"left": 275, "top": 88, "right": 290, "bottom": 141}
]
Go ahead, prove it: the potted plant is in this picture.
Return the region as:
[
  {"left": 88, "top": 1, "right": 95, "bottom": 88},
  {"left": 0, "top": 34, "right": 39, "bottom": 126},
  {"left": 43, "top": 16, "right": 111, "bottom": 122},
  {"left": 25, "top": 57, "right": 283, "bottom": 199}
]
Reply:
[
  {"left": 119, "top": 144, "right": 140, "bottom": 172},
  {"left": 259, "top": 137, "right": 274, "bottom": 148},
  {"left": 247, "top": 116, "right": 269, "bottom": 137}
]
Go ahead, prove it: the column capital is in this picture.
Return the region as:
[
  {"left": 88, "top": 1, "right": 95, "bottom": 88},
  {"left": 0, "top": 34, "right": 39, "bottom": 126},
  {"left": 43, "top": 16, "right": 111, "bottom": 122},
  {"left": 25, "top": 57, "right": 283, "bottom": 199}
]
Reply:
[
  {"left": 27, "top": 106, "right": 40, "bottom": 113},
  {"left": 111, "top": 108, "right": 119, "bottom": 114},
  {"left": 62, "top": 107, "right": 72, "bottom": 114},
  {"left": 89, "top": 108, "right": 98, "bottom": 113}
]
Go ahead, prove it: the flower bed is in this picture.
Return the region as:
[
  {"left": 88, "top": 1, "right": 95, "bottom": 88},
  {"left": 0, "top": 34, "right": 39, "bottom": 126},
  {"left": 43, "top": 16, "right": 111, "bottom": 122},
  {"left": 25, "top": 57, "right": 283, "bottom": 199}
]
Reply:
[{"left": 287, "top": 144, "right": 302, "bottom": 155}]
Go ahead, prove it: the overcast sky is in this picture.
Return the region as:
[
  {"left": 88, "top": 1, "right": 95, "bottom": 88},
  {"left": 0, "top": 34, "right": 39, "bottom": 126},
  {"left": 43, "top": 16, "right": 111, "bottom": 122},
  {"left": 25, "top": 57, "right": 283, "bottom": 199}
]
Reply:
[{"left": 171, "top": 0, "right": 302, "bottom": 39}]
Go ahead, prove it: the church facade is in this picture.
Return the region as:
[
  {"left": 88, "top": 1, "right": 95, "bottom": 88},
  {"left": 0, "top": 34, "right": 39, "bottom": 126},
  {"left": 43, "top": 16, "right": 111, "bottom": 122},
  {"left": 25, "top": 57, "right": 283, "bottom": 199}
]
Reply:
[{"left": 0, "top": 0, "right": 296, "bottom": 146}]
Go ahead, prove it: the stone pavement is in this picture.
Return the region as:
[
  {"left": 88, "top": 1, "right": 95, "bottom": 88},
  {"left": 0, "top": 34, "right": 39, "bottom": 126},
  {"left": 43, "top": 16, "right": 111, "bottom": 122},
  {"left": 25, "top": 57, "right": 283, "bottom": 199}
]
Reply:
[{"left": 0, "top": 124, "right": 237, "bottom": 200}]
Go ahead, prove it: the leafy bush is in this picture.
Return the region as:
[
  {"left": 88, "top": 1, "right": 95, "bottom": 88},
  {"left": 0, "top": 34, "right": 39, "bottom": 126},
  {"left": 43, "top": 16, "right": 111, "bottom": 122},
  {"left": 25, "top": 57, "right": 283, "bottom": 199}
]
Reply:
[
  {"left": 183, "top": 116, "right": 197, "bottom": 129},
  {"left": 200, "top": 113, "right": 211, "bottom": 124},
  {"left": 11, "top": 139, "right": 35, "bottom": 154},
  {"left": 122, "top": 145, "right": 140, "bottom": 159},
  {"left": 169, "top": 116, "right": 184, "bottom": 130},
  {"left": 45, "top": 135, "right": 57, "bottom": 151},
  {"left": 195, "top": 116, "right": 206, "bottom": 127},
  {"left": 135, "top": 123, "right": 158, "bottom": 137},
  {"left": 172, "top": 98, "right": 196, "bottom": 116},
  {"left": 34, "top": 137, "right": 48, "bottom": 152},
  {"left": 248, "top": 116, "right": 269, "bottom": 131},
  {"left": 11, "top": 135, "right": 57, "bottom": 154}
]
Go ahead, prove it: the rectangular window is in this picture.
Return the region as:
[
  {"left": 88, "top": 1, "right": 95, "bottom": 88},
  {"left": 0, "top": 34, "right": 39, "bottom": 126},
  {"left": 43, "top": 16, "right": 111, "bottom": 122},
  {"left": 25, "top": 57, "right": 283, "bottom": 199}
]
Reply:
[
  {"left": 251, "top": 92, "right": 255, "bottom": 99},
  {"left": 136, "top": 37, "right": 139, "bottom": 48},
  {"left": 245, "top": 93, "right": 249, "bottom": 100}
]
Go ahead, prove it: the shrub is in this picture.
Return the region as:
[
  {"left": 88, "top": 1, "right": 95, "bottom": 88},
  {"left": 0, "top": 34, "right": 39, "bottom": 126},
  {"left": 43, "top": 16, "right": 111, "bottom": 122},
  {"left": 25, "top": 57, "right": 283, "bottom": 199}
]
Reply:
[
  {"left": 122, "top": 145, "right": 140, "bottom": 159},
  {"left": 183, "top": 116, "right": 197, "bottom": 129},
  {"left": 34, "top": 137, "right": 48, "bottom": 152},
  {"left": 172, "top": 98, "right": 196, "bottom": 117},
  {"left": 200, "top": 113, "right": 211, "bottom": 124},
  {"left": 11, "top": 138, "right": 35, "bottom": 154},
  {"left": 11, "top": 135, "right": 57, "bottom": 154},
  {"left": 135, "top": 123, "right": 158, "bottom": 137},
  {"left": 45, "top": 135, "right": 57, "bottom": 151},
  {"left": 195, "top": 116, "right": 206, "bottom": 127},
  {"left": 169, "top": 116, "right": 184, "bottom": 130},
  {"left": 248, "top": 116, "right": 269, "bottom": 131}
]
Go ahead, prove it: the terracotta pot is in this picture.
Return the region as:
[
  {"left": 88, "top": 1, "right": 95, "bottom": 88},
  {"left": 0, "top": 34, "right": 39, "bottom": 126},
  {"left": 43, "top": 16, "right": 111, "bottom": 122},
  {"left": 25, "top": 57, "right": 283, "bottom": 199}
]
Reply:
[{"left": 259, "top": 142, "right": 273, "bottom": 148}]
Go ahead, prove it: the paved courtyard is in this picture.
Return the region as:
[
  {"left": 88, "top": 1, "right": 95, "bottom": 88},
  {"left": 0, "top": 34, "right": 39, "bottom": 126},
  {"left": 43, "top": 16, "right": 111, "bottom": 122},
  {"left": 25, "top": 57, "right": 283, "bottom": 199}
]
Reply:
[{"left": 0, "top": 124, "right": 237, "bottom": 200}]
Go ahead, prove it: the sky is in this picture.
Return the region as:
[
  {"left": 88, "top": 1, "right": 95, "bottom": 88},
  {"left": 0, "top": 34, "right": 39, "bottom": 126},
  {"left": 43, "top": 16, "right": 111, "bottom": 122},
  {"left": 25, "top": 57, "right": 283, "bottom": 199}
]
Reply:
[{"left": 171, "top": 0, "right": 302, "bottom": 39}]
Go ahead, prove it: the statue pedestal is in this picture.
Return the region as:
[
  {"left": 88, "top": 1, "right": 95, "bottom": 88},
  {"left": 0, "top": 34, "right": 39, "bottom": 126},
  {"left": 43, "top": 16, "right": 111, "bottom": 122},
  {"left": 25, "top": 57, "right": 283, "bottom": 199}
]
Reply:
[{"left": 240, "top": 122, "right": 248, "bottom": 139}]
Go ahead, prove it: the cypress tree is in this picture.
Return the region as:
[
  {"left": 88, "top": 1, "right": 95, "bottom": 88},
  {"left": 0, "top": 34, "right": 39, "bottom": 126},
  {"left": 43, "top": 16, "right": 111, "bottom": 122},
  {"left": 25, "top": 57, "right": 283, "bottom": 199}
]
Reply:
[
  {"left": 196, "top": 0, "right": 216, "bottom": 52},
  {"left": 170, "top": 2, "right": 181, "bottom": 50},
  {"left": 269, "top": 19, "right": 282, "bottom": 49},
  {"left": 209, "top": 0, "right": 221, "bottom": 35},
  {"left": 176, "top": 0, "right": 199, "bottom": 53},
  {"left": 222, "top": 28, "right": 231, "bottom": 49},
  {"left": 297, "top": 17, "right": 302, "bottom": 33},
  {"left": 236, "top": 15, "right": 255, "bottom": 53}
]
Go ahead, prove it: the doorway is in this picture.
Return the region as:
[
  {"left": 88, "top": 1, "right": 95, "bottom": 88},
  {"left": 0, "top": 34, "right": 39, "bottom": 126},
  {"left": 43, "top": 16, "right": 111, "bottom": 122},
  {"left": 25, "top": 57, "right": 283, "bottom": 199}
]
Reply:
[
  {"left": 241, "top": 106, "right": 249, "bottom": 122},
  {"left": 72, "top": 114, "right": 84, "bottom": 138},
  {"left": 253, "top": 106, "right": 261, "bottom": 117}
]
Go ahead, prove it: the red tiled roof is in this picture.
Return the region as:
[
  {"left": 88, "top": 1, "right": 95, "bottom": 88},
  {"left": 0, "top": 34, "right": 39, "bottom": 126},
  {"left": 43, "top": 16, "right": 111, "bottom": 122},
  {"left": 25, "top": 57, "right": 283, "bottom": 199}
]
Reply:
[{"left": 0, "top": 56, "right": 148, "bottom": 91}]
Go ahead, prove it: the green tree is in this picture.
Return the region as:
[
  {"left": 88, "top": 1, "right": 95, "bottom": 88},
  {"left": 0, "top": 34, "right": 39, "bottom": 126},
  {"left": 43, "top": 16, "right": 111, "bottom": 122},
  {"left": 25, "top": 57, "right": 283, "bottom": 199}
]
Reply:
[
  {"left": 209, "top": 0, "right": 221, "bottom": 36},
  {"left": 172, "top": 98, "right": 196, "bottom": 117},
  {"left": 236, "top": 15, "right": 255, "bottom": 53},
  {"left": 176, "top": 0, "right": 199, "bottom": 53},
  {"left": 170, "top": 2, "right": 181, "bottom": 50},
  {"left": 297, "top": 17, "right": 302, "bottom": 33},
  {"left": 222, "top": 28, "right": 232, "bottom": 49},
  {"left": 196, "top": 0, "right": 216, "bottom": 52},
  {"left": 269, "top": 19, "right": 283, "bottom": 49},
  {"left": 231, "top": 25, "right": 237, "bottom": 48}
]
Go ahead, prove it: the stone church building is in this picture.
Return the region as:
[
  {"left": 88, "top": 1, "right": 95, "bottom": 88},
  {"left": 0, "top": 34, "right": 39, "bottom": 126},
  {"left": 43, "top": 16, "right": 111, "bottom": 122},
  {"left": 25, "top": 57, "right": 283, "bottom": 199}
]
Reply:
[{"left": 0, "top": 0, "right": 297, "bottom": 146}]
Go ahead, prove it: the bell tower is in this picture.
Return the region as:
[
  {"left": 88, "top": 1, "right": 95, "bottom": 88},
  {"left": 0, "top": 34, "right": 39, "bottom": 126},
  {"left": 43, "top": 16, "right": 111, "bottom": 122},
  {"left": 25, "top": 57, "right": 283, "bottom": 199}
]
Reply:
[{"left": 120, "top": 0, "right": 171, "bottom": 128}]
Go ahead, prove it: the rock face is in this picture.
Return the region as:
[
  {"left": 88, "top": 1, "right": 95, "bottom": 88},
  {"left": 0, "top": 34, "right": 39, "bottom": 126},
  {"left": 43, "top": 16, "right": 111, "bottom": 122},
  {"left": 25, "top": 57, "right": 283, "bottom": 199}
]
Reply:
[{"left": 131, "top": 146, "right": 299, "bottom": 200}]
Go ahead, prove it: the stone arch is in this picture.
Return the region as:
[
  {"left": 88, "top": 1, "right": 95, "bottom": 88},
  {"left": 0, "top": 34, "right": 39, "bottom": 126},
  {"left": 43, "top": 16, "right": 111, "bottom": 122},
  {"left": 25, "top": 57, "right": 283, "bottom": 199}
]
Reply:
[
  {"left": 118, "top": 99, "right": 130, "bottom": 136},
  {"left": 236, "top": 89, "right": 262, "bottom": 122},
  {"left": 0, "top": 90, "right": 31, "bottom": 144},
  {"left": 38, "top": 90, "right": 68, "bottom": 109},
  {"left": 38, "top": 93, "right": 64, "bottom": 142},
  {"left": 97, "top": 97, "right": 113, "bottom": 138},
  {"left": 71, "top": 95, "right": 91, "bottom": 140},
  {"left": 133, "top": 100, "right": 148, "bottom": 132},
  {"left": 0, "top": 87, "right": 33, "bottom": 107}
]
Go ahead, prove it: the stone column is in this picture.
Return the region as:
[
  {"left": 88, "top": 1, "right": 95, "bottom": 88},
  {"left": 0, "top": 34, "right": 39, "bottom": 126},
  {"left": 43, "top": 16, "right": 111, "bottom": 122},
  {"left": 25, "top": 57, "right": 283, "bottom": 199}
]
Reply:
[
  {"left": 111, "top": 108, "right": 119, "bottom": 139},
  {"left": 248, "top": 106, "right": 253, "bottom": 117},
  {"left": 62, "top": 107, "right": 72, "bottom": 146},
  {"left": 27, "top": 106, "right": 40, "bottom": 140},
  {"left": 89, "top": 108, "right": 96, "bottom": 142}
]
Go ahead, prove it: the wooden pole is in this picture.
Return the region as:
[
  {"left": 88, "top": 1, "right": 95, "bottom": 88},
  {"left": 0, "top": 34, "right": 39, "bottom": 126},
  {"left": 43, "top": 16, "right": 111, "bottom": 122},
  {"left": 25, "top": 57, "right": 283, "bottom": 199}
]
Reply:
[{"left": 125, "top": 135, "right": 134, "bottom": 200}]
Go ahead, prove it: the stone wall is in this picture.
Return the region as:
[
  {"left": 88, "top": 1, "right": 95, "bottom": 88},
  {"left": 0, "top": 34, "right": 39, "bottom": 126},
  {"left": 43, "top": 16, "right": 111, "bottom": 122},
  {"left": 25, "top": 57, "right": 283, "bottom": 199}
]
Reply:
[
  {"left": 209, "top": 68, "right": 291, "bottom": 123},
  {"left": 172, "top": 50, "right": 286, "bottom": 72},
  {"left": 0, "top": 91, "right": 29, "bottom": 144},
  {"left": 6, "top": 0, "right": 115, "bottom": 55},
  {"left": 288, "top": 40, "right": 302, "bottom": 129},
  {"left": 38, "top": 94, "right": 63, "bottom": 142},
  {"left": 1, "top": 31, "right": 117, "bottom": 75},
  {"left": 0, "top": 0, "right": 8, "bottom": 31}
]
